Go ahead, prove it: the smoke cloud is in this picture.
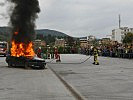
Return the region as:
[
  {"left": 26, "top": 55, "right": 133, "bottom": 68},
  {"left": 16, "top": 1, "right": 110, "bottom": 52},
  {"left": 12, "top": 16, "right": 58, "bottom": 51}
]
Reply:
[
  {"left": 0, "top": 13, "right": 9, "bottom": 19},
  {"left": 8, "top": 0, "right": 40, "bottom": 43},
  {"left": 0, "top": 2, "right": 5, "bottom": 7}
]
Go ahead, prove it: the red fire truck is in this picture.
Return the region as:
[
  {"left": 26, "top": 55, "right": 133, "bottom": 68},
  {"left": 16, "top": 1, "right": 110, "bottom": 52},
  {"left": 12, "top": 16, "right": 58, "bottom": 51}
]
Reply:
[{"left": 0, "top": 41, "right": 8, "bottom": 56}]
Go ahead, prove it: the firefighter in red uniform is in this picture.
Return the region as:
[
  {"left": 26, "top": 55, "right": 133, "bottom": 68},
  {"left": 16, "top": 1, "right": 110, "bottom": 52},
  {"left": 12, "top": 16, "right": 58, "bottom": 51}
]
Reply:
[
  {"left": 54, "top": 47, "right": 61, "bottom": 62},
  {"left": 37, "top": 47, "right": 42, "bottom": 58}
]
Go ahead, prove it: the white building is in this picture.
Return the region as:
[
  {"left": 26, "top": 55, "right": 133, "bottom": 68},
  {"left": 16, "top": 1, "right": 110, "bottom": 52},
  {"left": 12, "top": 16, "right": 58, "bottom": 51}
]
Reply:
[
  {"left": 87, "top": 35, "right": 95, "bottom": 42},
  {"left": 112, "top": 27, "right": 133, "bottom": 43}
]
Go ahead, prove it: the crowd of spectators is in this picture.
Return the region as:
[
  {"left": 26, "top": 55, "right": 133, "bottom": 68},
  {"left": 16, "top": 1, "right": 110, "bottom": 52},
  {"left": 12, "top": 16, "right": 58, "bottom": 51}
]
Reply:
[{"left": 80, "top": 44, "right": 133, "bottom": 59}]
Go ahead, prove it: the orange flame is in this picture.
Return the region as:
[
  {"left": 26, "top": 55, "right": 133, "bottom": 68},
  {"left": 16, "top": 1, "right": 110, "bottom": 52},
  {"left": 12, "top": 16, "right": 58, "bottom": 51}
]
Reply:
[{"left": 11, "top": 40, "right": 35, "bottom": 58}]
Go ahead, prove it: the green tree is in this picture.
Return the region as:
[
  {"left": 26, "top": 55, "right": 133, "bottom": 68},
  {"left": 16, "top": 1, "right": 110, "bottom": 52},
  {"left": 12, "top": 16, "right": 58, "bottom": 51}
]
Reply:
[
  {"left": 66, "top": 36, "right": 74, "bottom": 47},
  {"left": 58, "top": 46, "right": 64, "bottom": 54},
  {"left": 123, "top": 32, "right": 133, "bottom": 44},
  {"left": 36, "top": 34, "right": 43, "bottom": 40}
]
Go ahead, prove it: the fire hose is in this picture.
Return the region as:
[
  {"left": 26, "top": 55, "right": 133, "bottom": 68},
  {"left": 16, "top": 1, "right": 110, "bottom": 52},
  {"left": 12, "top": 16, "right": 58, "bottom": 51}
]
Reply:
[{"left": 46, "top": 55, "right": 92, "bottom": 64}]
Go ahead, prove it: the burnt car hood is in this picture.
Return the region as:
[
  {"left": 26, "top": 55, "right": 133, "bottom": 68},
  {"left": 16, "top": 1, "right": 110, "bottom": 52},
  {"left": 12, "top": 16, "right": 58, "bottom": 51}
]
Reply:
[
  {"left": 32, "top": 56, "right": 45, "bottom": 61},
  {"left": 6, "top": 55, "right": 45, "bottom": 61}
]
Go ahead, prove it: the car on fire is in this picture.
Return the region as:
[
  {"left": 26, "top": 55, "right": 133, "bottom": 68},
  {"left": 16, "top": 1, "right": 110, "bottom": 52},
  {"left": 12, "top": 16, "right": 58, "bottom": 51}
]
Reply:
[{"left": 6, "top": 55, "right": 46, "bottom": 69}]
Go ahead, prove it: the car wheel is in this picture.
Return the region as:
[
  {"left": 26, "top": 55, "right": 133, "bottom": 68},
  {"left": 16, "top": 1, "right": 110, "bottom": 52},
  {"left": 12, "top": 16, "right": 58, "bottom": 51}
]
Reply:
[
  {"left": 25, "top": 63, "right": 30, "bottom": 69},
  {"left": 8, "top": 62, "right": 12, "bottom": 68},
  {"left": 40, "top": 65, "right": 45, "bottom": 69}
]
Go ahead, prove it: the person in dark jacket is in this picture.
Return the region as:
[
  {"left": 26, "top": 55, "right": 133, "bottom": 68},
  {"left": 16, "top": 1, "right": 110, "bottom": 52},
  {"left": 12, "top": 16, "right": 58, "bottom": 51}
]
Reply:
[{"left": 93, "top": 47, "right": 99, "bottom": 65}]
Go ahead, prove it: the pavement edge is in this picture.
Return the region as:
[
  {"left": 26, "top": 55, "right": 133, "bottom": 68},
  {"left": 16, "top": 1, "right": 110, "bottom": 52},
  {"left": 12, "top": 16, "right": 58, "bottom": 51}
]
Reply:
[{"left": 48, "top": 65, "right": 87, "bottom": 100}]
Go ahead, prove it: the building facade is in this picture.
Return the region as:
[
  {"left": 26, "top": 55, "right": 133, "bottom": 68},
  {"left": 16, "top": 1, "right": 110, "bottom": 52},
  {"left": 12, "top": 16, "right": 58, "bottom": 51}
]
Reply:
[
  {"left": 101, "top": 38, "right": 111, "bottom": 45},
  {"left": 55, "top": 38, "right": 65, "bottom": 47},
  {"left": 34, "top": 40, "right": 46, "bottom": 48},
  {"left": 80, "top": 35, "right": 96, "bottom": 48},
  {"left": 112, "top": 27, "right": 133, "bottom": 43},
  {"left": 80, "top": 38, "right": 88, "bottom": 48}
]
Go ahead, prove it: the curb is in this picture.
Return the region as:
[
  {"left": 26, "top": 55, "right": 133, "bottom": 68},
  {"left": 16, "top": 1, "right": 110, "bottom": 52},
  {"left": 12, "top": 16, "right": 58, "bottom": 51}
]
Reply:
[{"left": 48, "top": 65, "right": 87, "bottom": 100}]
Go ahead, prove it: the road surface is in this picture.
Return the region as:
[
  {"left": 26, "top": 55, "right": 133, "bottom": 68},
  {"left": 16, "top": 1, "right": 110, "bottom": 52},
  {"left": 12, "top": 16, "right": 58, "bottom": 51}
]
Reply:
[
  {"left": 0, "top": 56, "right": 76, "bottom": 100},
  {"left": 1, "top": 54, "right": 133, "bottom": 100},
  {"left": 48, "top": 54, "right": 133, "bottom": 100}
]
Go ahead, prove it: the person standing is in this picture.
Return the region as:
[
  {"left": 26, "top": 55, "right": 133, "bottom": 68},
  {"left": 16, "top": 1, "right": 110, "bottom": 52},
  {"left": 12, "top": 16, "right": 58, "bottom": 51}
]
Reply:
[
  {"left": 93, "top": 47, "right": 99, "bottom": 65},
  {"left": 54, "top": 47, "right": 61, "bottom": 62},
  {"left": 37, "top": 47, "right": 42, "bottom": 58}
]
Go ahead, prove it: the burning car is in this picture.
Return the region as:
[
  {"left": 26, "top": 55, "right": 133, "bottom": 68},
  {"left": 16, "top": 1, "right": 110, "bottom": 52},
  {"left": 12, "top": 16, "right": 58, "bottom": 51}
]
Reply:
[
  {"left": 6, "top": 55, "right": 46, "bottom": 69},
  {"left": 6, "top": 41, "right": 46, "bottom": 69},
  {"left": 7, "top": 0, "right": 43, "bottom": 69}
]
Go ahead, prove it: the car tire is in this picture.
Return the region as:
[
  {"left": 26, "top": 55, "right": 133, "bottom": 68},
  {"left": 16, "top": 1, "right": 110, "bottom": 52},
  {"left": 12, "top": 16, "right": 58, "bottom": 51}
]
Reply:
[
  {"left": 25, "top": 63, "right": 30, "bottom": 69},
  {"left": 40, "top": 64, "right": 45, "bottom": 69},
  {"left": 8, "top": 62, "right": 12, "bottom": 68}
]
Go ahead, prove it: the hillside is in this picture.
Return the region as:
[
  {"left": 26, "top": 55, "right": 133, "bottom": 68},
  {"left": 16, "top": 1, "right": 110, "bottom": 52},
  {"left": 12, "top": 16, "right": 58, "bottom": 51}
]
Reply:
[
  {"left": 0, "top": 27, "right": 71, "bottom": 41},
  {"left": 35, "top": 29, "right": 69, "bottom": 37},
  {"left": 0, "top": 27, "right": 11, "bottom": 41}
]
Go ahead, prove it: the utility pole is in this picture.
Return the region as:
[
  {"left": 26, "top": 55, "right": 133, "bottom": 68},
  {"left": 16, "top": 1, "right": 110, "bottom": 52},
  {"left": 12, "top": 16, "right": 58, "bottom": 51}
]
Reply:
[{"left": 119, "top": 14, "right": 121, "bottom": 28}]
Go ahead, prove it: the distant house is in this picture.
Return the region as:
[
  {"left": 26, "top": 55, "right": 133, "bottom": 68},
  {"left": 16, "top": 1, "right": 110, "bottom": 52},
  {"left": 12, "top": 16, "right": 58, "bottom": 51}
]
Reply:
[
  {"left": 101, "top": 38, "right": 111, "bottom": 45},
  {"left": 80, "top": 35, "right": 96, "bottom": 48},
  {"left": 87, "top": 35, "right": 96, "bottom": 47},
  {"left": 34, "top": 39, "right": 46, "bottom": 48},
  {"left": 87, "top": 35, "right": 95, "bottom": 41},
  {"left": 55, "top": 38, "right": 65, "bottom": 47},
  {"left": 80, "top": 38, "right": 88, "bottom": 48}
]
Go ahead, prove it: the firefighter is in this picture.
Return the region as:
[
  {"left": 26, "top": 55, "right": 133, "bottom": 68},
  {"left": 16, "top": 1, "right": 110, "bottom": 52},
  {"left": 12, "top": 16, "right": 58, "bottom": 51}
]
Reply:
[
  {"left": 51, "top": 48, "right": 54, "bottom": 59},
  {"left": 54, "top": 47, "right": 61, "bottom": 62},
  {"left": 37, "top": 47, "right": 42, "bottom": 58},
  {"left": 93, "top": 47, "right": 99, "bottom": 65}
]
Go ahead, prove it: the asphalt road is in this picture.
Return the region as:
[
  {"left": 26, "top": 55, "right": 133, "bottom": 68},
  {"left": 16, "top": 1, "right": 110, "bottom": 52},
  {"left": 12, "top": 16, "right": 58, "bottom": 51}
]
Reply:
[
  {"left": 0, "top": 57, "right": 76, "bottom": 100},
  {"left": 1, "top": 54, "right": 133, "bottom": 100},
  {"left": 48, "top": 54, "right": 133, "bottom": 100}
]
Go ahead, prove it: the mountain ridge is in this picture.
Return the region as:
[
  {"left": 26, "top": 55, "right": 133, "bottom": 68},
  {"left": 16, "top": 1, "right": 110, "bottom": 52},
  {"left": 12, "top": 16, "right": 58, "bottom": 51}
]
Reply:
[
  {"left": 0, "top": 27, "right": 73, "bottom": 41},
  {"left": 35, "top": 29, "right": 69, "bottom": 37}
]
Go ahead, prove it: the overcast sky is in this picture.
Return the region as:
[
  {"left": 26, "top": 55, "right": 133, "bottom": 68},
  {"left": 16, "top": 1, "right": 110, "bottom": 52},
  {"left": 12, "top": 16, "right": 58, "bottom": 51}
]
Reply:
[{"left": 0, "top": 0, "right": 133, "bottom": 38}]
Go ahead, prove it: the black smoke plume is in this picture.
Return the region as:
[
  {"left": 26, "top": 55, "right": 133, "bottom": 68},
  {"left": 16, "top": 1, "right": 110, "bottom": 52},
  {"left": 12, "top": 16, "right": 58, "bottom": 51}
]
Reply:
[
  {"left": 0, "top": 2, "right": 5, "bottom": 7},
  {"left": 9, "top": 0, "right": 40, "bottom": 43}
]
